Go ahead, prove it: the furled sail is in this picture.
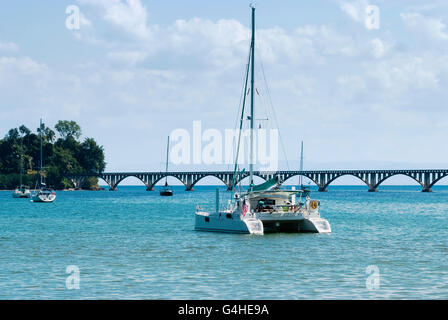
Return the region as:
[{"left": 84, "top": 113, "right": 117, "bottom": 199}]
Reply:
[{"left": 251, "top": 176, "right": 279, "bottom": 192}]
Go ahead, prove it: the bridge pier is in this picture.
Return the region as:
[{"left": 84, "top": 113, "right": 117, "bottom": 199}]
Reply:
[
  {"left": 422, "top": 173, "right": 432, "bottom": 192},
  {"left": 318, "top": 186, "right": 328, "bottom": 192}
]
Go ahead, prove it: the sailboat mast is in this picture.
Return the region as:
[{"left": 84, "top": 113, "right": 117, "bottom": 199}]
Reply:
[
  {"left": 249, "top": 5, "right": 255, "bottom": 188},
  {"left": 165, "top": 136, "right": 170, "bottom": 186},
  {"left": 39, "top": 118, "right": 43, "bottom": 187},
  {"left": 19, "top": 136, "right": 23, "bottom": 186},
  {"left": 300, "top": 141, "right": 304, "bottom": 188}
]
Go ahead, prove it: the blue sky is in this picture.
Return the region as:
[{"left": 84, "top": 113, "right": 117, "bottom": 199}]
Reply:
[{"left": 1, "top": 0, "right": 448, "bottom": 186}]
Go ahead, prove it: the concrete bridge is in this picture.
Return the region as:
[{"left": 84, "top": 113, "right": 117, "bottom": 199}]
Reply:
[{"left": 64, "top": 169, "right": 448, "bottom": 192}]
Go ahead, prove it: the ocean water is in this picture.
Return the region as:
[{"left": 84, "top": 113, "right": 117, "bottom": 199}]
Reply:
[{"left": 0, "top": 185, "right": 447, "bottom": 300}]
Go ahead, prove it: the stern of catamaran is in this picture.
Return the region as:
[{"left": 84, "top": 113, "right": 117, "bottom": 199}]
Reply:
[{"left": 243, "top": 189, "right": 331, "bottom": 233}]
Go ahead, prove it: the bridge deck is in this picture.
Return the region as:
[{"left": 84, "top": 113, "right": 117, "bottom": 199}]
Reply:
[{"left": 64, "top": 169, "right": 448, "bottom": 192}]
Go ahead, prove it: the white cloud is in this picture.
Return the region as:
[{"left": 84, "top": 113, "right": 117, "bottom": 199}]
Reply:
[
  {"left": 107, "top": 50, "right": 148, "bottom": 67},
  {"left": 339, "top": 0, "right": 369, "bottom": 23},
  {"left": 401, "top": 12, "right": 448, "bottom": 41},
  {"left": 78, "top": 0, "right": 151, "bottom": 38},
  {"left": 0, "top": 56, "right": 48, "bottom": 76},
  {"left": 3, "top": 1, "right": 448, "bottom": 170},
  {"left": 369, "top": 38, "right": 388, "bottom": 58},
  {"left": 0, "top": 41, "right": 19, "bottom": 53},
  {"left": 80, "top": 12, "right": 92, "bottom": 28}
]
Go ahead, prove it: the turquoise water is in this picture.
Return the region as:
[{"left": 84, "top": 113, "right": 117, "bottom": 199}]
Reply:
[{"left": 0, "top": 185, "right": 447, "bottom": 299}]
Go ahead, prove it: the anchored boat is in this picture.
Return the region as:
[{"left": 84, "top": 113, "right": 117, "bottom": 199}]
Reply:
[
  {"left": 13, "top": 185, "right": 31, "bottom": 198},
  {"left": 12, "top": 133, "right": 31, "bottom": 198},
  {"left": 196, "top": 188, "right": 331, "bottom": 235},
  {"left": 160, "top": 136, "right": 173, "bottom": 196},
  {"left": 31, "top": 119, "right": 56, "bottom": 203},
  {"left": 194, "top": 6, "right": 331, "bottom": 235}
]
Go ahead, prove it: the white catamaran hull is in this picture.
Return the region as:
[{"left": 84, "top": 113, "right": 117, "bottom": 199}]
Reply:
[
  {"left": 195, "top": 212, "right": 330, "bottom": 235},
  {"left": 195, "top": 212, "right": 264, "bottom": 235}
]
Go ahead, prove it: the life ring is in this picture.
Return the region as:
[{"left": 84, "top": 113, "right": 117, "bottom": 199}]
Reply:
[{"left": 311, "top": 200, "right": 318, "bottom": 210}]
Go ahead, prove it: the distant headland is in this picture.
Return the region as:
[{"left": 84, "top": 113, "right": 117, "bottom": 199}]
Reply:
[{"left": 0, "top": 120, "right": 106, "bottom": 190}]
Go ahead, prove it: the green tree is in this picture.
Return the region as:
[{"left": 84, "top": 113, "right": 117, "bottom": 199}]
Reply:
[
  {"left": 37, "top": 122, "right": 56, "bottom": 143},
  {"left": 80, "top": 138, "right": 106, "bottom": 173},
  {"left": 54, "top": 120, "right": 82, "bottom": 140},
  {"left": 0, "top": 120, "right": 105, "bottom": 190},
  {"left": 19, "top": 125, "right": 31, "bottom": 136}
]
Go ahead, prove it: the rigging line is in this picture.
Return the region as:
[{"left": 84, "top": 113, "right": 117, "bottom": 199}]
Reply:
[
  {"left": 256, "top": 39, "right": 291, "bottom": 171},
  {"left": 254, "top": 71, "right": 271, "bottom": 130},
  {"left": 227, "top": 44, "right": 252, "bottom": 174},
  {"left": 232, "top": 43, "right": 252, "bottom": 193}
]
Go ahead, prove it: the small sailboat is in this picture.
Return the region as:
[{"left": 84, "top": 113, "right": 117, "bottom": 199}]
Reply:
[
  {"left": 13, "top": 185, "right": 31, "bottom": 198},
  {"left": 31, "top": 119, "right": 56, "bottom": 203},
  {"left": 160, "top": 136, "right": 173, "bottom": 196},
  {"left": 12, "top": 135, "right": 31, "bottom": 198},
  {"left": 194, "top": 6, "right": 331, "bottom": 235}
]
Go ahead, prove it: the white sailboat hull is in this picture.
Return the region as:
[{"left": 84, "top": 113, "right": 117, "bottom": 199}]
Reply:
[
  {"left": 12, "top": 190, "right": 31, "bottom": 198},
  {"left": 31, "top": 192, "right": 56, "bottom": 203}
]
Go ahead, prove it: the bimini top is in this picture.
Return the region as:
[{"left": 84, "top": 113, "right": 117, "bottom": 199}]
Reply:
[{"left": 249, "top": 189, "right": 309, "bottom": 196}]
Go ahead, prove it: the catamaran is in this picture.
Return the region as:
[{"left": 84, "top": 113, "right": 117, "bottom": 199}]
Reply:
[
  {"left": 160, "top": 136, "right": 173, "bottom": 196},
  {"left": 194, "top": 7, "right": 331, "bottom": 235},
  {"left": 31, "top": 119, "right": 56, "bottom": 203},
  {"left": 12, "top": 135, "right": 31, "bottom": 198}
]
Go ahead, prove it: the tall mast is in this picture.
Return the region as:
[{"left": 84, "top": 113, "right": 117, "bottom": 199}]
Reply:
[
  {"left": 249, "top": 5, "right": 255, "bottom": 189},
  {"left": 39, "top": 118, "right": 43, "bottom": 187},
  {"left": 19, "top": 136, "right": 23, "bottom": 186},
  {"left": 165, "top": 136, "right": 170, "bottom": 186},
  {"left": 300, "top": 141, "right": 304, "bottom": 188}
]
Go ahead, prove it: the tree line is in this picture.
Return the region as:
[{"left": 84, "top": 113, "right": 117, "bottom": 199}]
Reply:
[{"left": 0, "top": 120, "right": 106, "bottom": 190}]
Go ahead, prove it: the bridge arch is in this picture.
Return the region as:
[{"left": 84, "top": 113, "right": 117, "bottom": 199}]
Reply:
[
  {"left": 189, "top": 175, "right": 231, "bottom": 190},
  {"left": 96, "top": 176, "right": 112, "bottom": 189},
  {"left": 148, "top": 175, "right": 188, "bottom": 190},
  {"left": 280, "top": 173, "right": 319, "bottom": 188},
  {"left": 112, "top": 175, "right": 149, "bottom": 189},
  {"left": 373, "top": 173, "right": 423, "bottom": 190},
  {"left": 428, "top": 172, "right": 448, "bottom": 189},
  {"left": 323, "top": 173, "right": 370, "bottom": 190},
  {"left": 234, "top": 174, "right": 267, "bottom": 187}
]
